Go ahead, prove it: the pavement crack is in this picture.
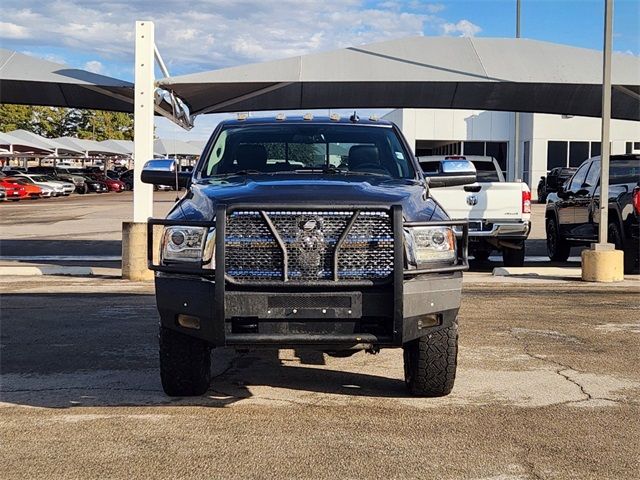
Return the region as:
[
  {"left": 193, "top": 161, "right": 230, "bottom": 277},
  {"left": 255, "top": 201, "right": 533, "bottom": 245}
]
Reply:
[{"left": 509, "top": 329, "right": 618, "bottom": 406}]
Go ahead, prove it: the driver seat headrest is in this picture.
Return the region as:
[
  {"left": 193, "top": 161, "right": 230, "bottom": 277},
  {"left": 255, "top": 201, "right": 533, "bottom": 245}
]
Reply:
[
  {"left": 348, "top": 145, "right": 379, "bottom": 169},
  {"left": 235, "top": 144, "right": 268, "bottom": 170}
]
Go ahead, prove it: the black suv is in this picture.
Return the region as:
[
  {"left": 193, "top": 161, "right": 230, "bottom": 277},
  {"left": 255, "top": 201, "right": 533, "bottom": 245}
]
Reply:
[
  {"left": 537, "top": 167, "right": 577, "bottom": 203},
  {"left": 545, "top": 154, "right": 640, "bottom": 273},
  {"left": 142, "top": 116, "right": 474, "bottom": 397}
]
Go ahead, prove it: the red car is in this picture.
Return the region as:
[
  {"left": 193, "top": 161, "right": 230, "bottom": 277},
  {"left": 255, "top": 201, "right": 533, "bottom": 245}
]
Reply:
[
  {"left": 0, "top": 178, "right": 28, "bottom": 201},
  {"left": 86, "top": 173, "right": 125, "bottom": 192}
]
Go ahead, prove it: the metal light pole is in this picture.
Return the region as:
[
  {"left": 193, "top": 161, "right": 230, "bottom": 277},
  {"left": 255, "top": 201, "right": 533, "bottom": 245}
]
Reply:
[
  {"left": 581, "top": 0, "right": 623, "bottom": 282},
  {"left": 598, "top": 0, "right": 613, "bottom": 245},
  {"left": 512, "top": 0, "right": 521, "bottom": 182}
]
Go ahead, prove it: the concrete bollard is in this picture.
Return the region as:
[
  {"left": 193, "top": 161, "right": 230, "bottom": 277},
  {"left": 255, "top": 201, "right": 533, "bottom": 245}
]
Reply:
[
  {"left": 581, "top": 244, "right": 624, "bottom": 282},
  {"left": 122, "top": 222, "right": 154, "bottom": 281}
]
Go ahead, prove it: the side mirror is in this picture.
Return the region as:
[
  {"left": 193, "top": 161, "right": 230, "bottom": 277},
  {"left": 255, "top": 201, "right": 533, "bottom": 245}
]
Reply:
[
  {"left": 141, "top": 159, "right": 191, "bottom": 189},
  {"left": 424, "top": 160, "right": 477, "bottom": 188}
]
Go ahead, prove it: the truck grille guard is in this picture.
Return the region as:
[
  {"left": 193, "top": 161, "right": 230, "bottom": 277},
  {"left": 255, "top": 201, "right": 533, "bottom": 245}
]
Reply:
[{"left": 147, "top": 204, "right": 469, "bottom": 280}]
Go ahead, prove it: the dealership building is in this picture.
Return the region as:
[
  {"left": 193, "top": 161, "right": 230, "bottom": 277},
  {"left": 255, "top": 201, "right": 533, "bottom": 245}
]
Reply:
[{"left": 383, "top": 108, "right": 640, "bottom": 199}]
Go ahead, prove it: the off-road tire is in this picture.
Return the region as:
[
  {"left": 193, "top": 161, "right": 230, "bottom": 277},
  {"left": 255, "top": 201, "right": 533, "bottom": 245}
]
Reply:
[
  {"left": 159, "top": 326, "right": 211, "bottom": 396},
  {"left": 502, "top": 242, "right": 525, "bottom": 267},
  {"left": 403, "top": 321, "right": 458, "bottom": 397},
  {"left": 546, "top": 217, "right": 570, "bottom": 262}
]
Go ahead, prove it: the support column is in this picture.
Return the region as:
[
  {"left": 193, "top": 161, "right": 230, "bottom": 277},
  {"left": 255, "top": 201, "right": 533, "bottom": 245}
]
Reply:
[
  {"left": 122, "top": 20, "right": 155, "bottom": 281},
  {"left": 582, "top": 0, "right": 623, "bottom": 282}
]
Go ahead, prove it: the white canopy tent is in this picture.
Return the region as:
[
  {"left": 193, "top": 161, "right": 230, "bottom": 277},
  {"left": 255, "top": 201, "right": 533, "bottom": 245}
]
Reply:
[
  {"left": 158, "top": 36, "right": 640, "bottom": 121},
  {"left": 153, "top": 138, "right": 202, "bottom": 157},
  {"left": 7, "top": 130, "right": 84, "bottom": 156},
  {"left": 0, "top": 131, "right": 53, "bottom": 155},
  {"left": 99, "top": 139, "right": 135, "bottom": 156}
]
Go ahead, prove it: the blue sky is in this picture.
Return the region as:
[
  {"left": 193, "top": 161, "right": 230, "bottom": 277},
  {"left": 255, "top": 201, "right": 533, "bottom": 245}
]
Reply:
[{"left": 1, "top": 0, "right": 638, "bottom": 139}]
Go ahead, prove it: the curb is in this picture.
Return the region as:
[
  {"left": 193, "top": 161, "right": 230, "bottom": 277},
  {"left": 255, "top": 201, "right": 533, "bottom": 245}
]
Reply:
[{"left": 492, "top": 266, "right": 582, "bottom": 278}]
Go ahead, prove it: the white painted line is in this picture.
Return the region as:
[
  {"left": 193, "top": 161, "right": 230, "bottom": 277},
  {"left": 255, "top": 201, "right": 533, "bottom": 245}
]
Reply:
[{"left": 0, "top": 255, "right": 121, "bottom": 261}]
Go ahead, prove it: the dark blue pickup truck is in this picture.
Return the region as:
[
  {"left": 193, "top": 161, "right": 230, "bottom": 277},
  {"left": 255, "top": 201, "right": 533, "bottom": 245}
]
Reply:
[{"left": 142, "top": 115, "right": 475, "bottom": 397}]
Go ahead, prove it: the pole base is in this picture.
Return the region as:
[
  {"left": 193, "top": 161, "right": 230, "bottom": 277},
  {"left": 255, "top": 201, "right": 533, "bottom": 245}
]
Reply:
[
  {"left": 122, "top": 222, "right": 154, "bottom": 281},
  {"left": 581, "top": 245, "right": 624, "bottom": 282}
]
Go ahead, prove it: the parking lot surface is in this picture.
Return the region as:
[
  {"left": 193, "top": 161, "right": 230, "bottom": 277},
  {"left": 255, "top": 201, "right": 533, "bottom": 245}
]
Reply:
[{"left": 1, "top": 276, "right": 639, "bottom": 479}]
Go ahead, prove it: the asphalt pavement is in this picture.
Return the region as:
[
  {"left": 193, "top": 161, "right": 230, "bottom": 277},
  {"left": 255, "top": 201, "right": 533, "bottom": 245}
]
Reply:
[{"left": 1, "top": 276, "right": 639, "bottom": 479}]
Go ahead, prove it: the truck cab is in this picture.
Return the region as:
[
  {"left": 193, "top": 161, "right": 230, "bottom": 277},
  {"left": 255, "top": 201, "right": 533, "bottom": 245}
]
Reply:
[{"left": 142, "top": 116, "right": 474, "bottom": 397}]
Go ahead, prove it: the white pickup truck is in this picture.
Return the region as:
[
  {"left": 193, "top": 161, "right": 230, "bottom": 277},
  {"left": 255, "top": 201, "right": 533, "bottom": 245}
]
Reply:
[{"left": 419, "top": 155, "right": 531, "bottom": 266}]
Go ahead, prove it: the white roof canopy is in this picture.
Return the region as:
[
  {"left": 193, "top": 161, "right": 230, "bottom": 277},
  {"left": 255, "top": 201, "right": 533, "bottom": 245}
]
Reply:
[
  {"left": 158, "top": 37, "right": 640, "bottom": 121},
  {"left": 7, "top": 130, "right": 84, "bottom": 155},
  {"left": 154, "top": 138, "right": 202, "bottom": 157},
  {"left": 0, "top": 131, "right": 53, "bottom": 154}
]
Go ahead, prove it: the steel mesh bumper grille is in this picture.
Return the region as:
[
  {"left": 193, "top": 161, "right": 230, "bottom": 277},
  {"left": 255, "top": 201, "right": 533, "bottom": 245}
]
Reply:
[{"left": 225, "top": 210, "right": 394, "bottom": 283}]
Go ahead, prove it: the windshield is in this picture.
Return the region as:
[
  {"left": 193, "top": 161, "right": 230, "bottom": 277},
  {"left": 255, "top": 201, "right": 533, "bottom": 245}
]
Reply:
[{"left": 199, "top": 124, "right": 415, "bottom": 179}]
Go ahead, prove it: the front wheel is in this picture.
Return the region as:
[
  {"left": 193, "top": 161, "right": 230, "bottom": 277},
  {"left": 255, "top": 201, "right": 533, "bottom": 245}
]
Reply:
[
  {"left": 403, "top": 321, "right": 458, "bottom": 397},
  {"left": 502, "top": 241, "right": 525, "bottom": 267},
  {"left": 159, "top": 326, "right": 211, "bottom": 396},
  {"left": 546, "top": 217, "right": 571, "bottom": 262}
]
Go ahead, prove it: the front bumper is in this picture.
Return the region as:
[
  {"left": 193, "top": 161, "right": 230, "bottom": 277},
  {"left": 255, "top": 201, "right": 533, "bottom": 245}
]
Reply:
[
  {"left": 148, "top": 205, "right": 468, "bottom": 348},
  {"left": 155, "top": 272, "right": 461, "bottom": 348}
]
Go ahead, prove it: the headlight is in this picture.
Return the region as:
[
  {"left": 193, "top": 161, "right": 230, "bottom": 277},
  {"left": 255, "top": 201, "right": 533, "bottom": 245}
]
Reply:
[
  {"left": 161, "top": 226, "right": 215, "bottom": 265},
  {"left": 405, "top": 226, "right": 457, "bottom": 268}
]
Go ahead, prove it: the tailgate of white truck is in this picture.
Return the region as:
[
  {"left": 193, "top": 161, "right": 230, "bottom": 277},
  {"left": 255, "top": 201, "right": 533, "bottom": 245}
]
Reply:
[{"left": 430, "top": 182, "right": 523, "bottom": 221}]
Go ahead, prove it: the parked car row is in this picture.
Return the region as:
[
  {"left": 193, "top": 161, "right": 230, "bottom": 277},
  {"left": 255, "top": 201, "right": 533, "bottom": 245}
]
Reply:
[{"left": 0, "top": 166, "right": 127, "bottom": 201}]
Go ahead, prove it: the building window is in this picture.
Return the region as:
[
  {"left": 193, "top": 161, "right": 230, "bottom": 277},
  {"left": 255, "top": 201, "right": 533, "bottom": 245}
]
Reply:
[
  {"left": 590, "top": 142, "right": 601, "bottom": 157},
  {"left": 547, "top": 141, "right": 568, "bottom": 169},
  {"left": 485, "top": 142, "right": 508, "bottom": 172},
  {"left": 634, "top": 142, "right": 640, "bottom": 150},
  {"left": 463, "top": 141, "right": 484, "bottom": 156},
  {"left": 569, "top": 141, "right": 589, "bottom": 167}
]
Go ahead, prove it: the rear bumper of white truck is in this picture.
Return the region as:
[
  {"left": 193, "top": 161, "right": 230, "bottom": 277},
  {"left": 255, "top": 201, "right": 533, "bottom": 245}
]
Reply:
[{"left": 455, "top": 220, "right": 530, "bottom": 240}]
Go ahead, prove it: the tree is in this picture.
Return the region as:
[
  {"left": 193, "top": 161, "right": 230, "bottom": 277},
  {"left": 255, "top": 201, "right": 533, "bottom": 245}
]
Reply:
[
  {"left": 77, "top": 110, "right": 134, "bottom": 141},
  {"left": 0, "top": 104, "right": 34, "bottom": 132},
  {"left": 0, "top": 103, "right": 133, "bottom": 140},
  {"left": 31, "top": 106, "right": 84, "bottom": 138}
]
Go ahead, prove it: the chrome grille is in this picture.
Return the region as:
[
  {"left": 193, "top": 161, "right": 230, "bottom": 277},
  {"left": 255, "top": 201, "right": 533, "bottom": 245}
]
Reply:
[{"left": 225, "top": 210, "right": 394, "bottom": 283}]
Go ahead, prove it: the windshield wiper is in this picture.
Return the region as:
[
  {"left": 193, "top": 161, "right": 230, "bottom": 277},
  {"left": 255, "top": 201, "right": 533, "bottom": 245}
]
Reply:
[{"left": 209, "top": 169, "right": 265, "bottom": 178}]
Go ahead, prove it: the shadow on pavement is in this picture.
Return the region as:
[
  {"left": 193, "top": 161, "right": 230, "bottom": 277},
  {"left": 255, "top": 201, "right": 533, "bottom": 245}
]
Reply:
[
  {"left": 0, "top": 239, "right": 122, "bottom": 257},
  {"left": 1, "top": 293, "right": 408, "bottom": 409}
]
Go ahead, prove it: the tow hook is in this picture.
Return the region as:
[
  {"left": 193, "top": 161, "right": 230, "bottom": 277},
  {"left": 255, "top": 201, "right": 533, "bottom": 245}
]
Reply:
[{"left": 365, "top": 346, "right": 380, "bottom": 355}]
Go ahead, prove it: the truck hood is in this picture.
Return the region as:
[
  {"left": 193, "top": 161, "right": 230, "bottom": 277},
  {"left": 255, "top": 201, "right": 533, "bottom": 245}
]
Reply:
[{"left": 171, "top": 174, "right": 447, "bottom": 222}]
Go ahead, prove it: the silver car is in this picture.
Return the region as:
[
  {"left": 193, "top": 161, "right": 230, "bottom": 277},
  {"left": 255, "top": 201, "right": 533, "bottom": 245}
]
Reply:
[{"left": 16, "top": 174, "right": 73, "bottom": 196}]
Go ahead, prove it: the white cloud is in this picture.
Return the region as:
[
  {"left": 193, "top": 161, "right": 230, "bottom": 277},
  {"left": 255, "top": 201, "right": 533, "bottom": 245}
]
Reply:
[
  {"left": 83, "top": 60, "right": 103, "bottom": 73},
  {"left": 0, "top": 1, "right": 480, "bottom": 72},
  {"left": 442, "top": 19, "right": 482, "bottom": 37},
  {"left": 0, "top": 21, "right": 31, "bottom": 39},
  {"left": 425, "top": 3, "right": 446, "bottom": 14}
]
